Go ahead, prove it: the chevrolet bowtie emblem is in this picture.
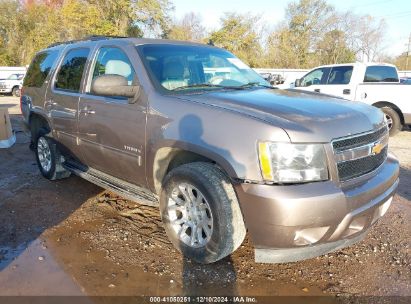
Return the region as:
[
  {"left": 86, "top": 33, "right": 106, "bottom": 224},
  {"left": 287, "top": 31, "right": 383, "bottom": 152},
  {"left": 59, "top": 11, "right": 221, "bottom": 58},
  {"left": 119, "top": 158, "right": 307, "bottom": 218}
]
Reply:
[{"left": 372, "top": 142, "right": 384, "bottom": 155}]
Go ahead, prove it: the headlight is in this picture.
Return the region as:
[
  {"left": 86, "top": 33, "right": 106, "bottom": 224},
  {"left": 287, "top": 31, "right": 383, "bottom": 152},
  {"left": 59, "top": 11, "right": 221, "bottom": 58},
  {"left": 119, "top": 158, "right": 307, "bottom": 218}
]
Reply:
[{"left": 258, "top": 142, "right": 328, "bottom": 183}]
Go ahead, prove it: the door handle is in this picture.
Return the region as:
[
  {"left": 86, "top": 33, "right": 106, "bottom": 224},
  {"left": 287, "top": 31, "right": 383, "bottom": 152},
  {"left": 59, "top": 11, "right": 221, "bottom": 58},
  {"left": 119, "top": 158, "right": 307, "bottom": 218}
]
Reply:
[
  {"left": 80, "top": 107, "right": 95, "bottom": 115},
  {"left": 314, "top": 89, "right": 320, "bottom": 93},
  {"left": 45, "top": 100, "right": 57, "bottom": 106},
  {"left": 343, "top": 89, "right": 351, "bottom": 95}
]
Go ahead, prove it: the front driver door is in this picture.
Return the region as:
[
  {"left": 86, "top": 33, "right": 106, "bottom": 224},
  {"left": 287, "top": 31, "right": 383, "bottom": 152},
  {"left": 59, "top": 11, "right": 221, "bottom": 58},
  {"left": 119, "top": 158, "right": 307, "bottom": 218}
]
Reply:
[
  {"left": 78, "top": 44, "right": 147, "bottom": 187},
  {"left": 296, "top": 67, "right": 330, "bottom": 94}
]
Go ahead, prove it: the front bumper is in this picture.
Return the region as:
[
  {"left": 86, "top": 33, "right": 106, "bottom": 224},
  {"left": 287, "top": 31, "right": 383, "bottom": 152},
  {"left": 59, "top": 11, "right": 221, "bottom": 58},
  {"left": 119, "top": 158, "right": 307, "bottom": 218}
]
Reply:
[
  {"left": 235, "top": 154, "right": 399, "bottom": 263},
  {"left": 0, "top": 88, "right": 12, "bottom": 93}
]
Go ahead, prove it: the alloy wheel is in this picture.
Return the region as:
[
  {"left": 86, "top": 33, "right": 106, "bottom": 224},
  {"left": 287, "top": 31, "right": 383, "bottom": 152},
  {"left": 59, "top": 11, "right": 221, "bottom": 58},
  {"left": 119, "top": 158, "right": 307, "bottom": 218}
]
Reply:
[{"left": 167, "top": 183, "right": 213, "bottom": 248}]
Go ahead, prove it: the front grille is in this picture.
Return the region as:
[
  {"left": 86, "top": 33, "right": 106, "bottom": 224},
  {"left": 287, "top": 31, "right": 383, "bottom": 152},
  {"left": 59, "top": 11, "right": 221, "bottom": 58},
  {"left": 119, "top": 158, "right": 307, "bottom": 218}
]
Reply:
[
  {"left": 332, "top": 127, "right": 387, "bottom": 151},
  {"left": 0, "top": 84, "right": 6, "bottom": 89},
  {"left": 337, "top": 147, "right": 387, "bottom": 181},
  {"left": 332, "top": 127, "right": 388, "bottom": 182}
]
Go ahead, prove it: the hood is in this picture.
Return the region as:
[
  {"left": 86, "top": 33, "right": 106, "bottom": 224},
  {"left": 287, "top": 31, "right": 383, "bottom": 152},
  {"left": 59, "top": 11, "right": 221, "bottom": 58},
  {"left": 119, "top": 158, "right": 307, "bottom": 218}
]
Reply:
[{"left": 176, "top": 88, "right": 385, "bottom": 143}]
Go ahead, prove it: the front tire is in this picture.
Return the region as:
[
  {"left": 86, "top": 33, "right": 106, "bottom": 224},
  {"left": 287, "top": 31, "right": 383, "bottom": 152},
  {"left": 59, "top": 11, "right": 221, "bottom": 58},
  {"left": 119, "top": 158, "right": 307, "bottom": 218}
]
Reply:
[
  {"left": 160, "top": 162, "right": 246, "bottom": 264},
  {"left": 12, "top": 86, "right": 20, "bottom": 97},
  {"left": 381, "top": 107, "right": 401, "bottom": 136},
  {"left": 35, "top": 129, "right": 71, "bottom": 180}
]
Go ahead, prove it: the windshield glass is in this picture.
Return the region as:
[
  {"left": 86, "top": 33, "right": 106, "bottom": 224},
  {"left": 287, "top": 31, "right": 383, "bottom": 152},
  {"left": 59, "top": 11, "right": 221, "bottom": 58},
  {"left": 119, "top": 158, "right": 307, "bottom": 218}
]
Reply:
[
  {"left": 7, "top": 74, "right": 23, "bottom": 80},
  {"left": 137, "top": 44, "right": 269, "bottom": 92}
]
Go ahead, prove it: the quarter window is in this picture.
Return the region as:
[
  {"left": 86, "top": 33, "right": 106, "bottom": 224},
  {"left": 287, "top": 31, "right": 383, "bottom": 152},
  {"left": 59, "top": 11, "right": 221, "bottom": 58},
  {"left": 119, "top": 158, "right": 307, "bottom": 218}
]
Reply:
[
  {"left": 364, "top": 66, "right": 399, "bottom": 82},
  {"left": 327, "top": 66, "right": 353, "bottom": 85},
  {"left": 55, "top": 48, "right": 90, "bottom": 92},
  {"left": 24, "top": 50, "right": 59, "bottom": 87},
  {"left": 92, "top": 47, "right": 135, "bottom": 86}
]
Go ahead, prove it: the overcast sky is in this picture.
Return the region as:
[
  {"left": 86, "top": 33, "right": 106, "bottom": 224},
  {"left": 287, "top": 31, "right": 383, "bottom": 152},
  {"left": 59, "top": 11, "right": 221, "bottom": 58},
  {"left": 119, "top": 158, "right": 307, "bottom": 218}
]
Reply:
[{"left": 172, "top": 0, "right": 411, "bottom": 57}]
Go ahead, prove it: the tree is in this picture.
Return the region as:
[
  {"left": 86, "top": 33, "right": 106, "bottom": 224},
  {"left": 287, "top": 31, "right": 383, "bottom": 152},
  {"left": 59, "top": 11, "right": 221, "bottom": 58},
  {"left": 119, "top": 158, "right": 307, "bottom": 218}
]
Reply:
[
  {"left": 208, "top": 12, "right": 264, "bottom": 67},
  {"left": 354, "top": 15, "right": 387, "bottom": 62},
  {"left": 316, "top": 29, "right": 356, "bottom": 65},
  {"left": 134, "top": 0, "right": 174, "bottom": 38},
  {"left": 265, "top": 0, "right": 336, "bottom": 68},
  {"left": 0, "top": 0, "right": 174, "bottom": 65},
  {"left": 394, "top": 52, "right": 410, "bottom": 70},
  {"left": 168, "top": 12, "right": 206, "bottom": 42}
]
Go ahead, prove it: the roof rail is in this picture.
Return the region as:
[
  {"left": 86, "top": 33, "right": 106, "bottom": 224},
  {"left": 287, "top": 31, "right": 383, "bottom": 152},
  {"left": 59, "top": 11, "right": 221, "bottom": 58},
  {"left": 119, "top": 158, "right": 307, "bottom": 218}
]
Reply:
[{"left": 47, "top": 35, "right": 129, "bottom": 48}]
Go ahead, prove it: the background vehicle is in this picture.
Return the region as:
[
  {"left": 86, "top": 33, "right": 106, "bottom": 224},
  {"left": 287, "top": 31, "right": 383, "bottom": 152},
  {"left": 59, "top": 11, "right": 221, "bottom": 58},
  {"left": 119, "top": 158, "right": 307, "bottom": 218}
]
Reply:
[
  {"left": 259, "top": 72, "right": 285, "bottom": 85},
  {"left": 0, "top": 73, "right": 25, "bottom": 97},
  {"left": 293, "top": 63, "right": 411, "bottom": 136},
  {"left": 21, "top": 37, "right": 398, "bottom": 264},
  {"left": 400, "top": 77, "right": 411, "bottom": 84}
]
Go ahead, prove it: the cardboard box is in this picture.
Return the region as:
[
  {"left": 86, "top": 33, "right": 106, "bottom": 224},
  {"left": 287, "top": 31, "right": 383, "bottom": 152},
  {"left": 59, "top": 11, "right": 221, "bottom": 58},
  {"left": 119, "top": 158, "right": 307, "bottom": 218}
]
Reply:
[{"left": 0, "top": 108, "right": 15, "bottom": 148}]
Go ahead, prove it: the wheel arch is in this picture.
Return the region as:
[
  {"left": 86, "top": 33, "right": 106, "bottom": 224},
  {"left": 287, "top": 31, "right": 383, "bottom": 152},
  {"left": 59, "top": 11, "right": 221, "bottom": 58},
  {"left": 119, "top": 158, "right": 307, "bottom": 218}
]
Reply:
[
  {"left": 372, "top": 101, "right": 404, "bottom": 125},
  {"left": 151, "top": 145, "right": 238, "bottom": 195},
  {"left": 29, "top": 112, "right": 52, "bottom": 139}
]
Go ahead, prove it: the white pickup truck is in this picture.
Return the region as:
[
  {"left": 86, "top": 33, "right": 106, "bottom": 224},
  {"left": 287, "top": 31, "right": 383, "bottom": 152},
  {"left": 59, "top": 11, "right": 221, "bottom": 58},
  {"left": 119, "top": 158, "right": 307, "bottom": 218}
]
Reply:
[
  {"left": 0, "top": 73, "right": 25, "bottom": 97},
  {"left": 293, "top": 62, "right": 411, "bottom": 136}
]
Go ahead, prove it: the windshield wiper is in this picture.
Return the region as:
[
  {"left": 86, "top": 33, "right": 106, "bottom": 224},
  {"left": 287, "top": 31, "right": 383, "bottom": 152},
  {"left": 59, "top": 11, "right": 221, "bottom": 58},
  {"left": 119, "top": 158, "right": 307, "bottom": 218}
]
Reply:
[
  {"left": 237, "top": 82, "right": 276, "bottom": 89},
  {"left": 172, "top": 82, "right": 276, "bottom": 92},
  {"left": 172, "top": 84, "right": 230, "bottom": 91}
]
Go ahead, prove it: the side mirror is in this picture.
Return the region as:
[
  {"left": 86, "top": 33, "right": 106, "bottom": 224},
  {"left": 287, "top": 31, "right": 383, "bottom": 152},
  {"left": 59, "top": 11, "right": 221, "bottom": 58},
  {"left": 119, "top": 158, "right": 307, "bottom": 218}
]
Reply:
[
  {"left": 295, "top": 78, "right": 301, "bottom": 87},
  {"left": 91, "top": 74, "right": 140, "bottom": 103}
]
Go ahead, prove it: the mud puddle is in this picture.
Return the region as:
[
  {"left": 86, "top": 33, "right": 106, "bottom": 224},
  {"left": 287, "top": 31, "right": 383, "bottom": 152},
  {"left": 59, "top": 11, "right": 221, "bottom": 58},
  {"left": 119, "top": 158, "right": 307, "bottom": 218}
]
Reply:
[
  {"left": 43, "top": 207, "right": 324, "bottom": 297},
  {"left": 0, "top": 238, "right": 83, "bottom": 295}
]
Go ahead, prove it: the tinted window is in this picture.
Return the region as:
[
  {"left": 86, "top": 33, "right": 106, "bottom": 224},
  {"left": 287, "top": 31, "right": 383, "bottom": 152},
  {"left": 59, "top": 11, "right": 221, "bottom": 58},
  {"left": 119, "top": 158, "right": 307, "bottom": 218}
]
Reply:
[
  {"left": 300, "top": 68, "right": 330, "bottom": 87},
  {"left": 55, "top": 48, "right": 90, "bottom": 92},
  {"left": 327, "top": 66, "right": 353, "bottom": 85},
  {"left": 364, "top": 66, "right": 399, "bottom": 82},
  {"left": 92, "top": 47, "right": 135, "bottom": 85},
  {"left": 24, "top": 51, "right": 59, "bottom": 87}
]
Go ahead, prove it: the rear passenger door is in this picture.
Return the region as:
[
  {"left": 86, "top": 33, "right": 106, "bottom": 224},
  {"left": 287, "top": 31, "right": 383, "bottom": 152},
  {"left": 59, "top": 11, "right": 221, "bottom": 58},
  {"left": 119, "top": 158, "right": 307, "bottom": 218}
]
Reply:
[
  {"left": 46, "top": 47, "right": 91, "bottom": 156},
  {"left": 320, "top": 65, "right": 354, "bottom": 99},
  {"left": 78, "top": 44, "right": 147, "bottom": 187},
  {"left": 22, "top": 50, "right": 60, "bottom": 123}
]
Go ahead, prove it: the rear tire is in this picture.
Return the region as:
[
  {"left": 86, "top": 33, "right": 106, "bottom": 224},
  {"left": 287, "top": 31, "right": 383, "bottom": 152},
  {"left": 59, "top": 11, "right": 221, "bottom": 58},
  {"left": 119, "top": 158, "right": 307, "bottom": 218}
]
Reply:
[
  {"left": 35, "top": 128, "right": 71, "bottom": 180},
  {"left": 381, "top": 107, "right": 401, "bottom": 136},
  {"left": 160, "top": 162, "right": 246, "bottom": 264}
]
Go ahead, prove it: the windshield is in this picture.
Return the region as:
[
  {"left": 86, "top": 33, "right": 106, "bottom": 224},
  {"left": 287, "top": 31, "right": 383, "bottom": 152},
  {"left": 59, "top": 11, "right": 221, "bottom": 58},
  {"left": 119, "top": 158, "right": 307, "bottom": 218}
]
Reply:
[
  {"left": 7, "top": 74, "right": 24, "bottom": 80},
  {"left": 137, "top": 44, "right": 269, "bottom": 92}
]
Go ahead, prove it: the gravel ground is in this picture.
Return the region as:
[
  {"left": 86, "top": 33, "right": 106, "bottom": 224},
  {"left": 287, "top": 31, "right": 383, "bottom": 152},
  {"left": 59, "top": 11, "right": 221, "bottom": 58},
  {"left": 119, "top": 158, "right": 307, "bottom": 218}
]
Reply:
[{"left": 0, "top": 96, "right": 410, "bottom": 301}]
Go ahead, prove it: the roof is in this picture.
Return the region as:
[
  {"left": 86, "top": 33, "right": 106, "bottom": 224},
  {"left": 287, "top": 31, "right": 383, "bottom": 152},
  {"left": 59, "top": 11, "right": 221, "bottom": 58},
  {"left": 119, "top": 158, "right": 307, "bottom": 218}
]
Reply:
[
  {"left": 46, "top": 35, "right": 212, "bottom": 49},
  {"left": 314, "top": 62, "right": 397, "bottom": 69}
]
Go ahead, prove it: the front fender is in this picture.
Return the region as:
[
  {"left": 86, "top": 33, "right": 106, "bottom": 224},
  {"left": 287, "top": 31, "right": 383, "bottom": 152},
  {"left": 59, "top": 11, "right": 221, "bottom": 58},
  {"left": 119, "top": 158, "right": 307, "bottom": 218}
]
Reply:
[{"left": 145, "top": 95, "right": 290, "bottom": 192}]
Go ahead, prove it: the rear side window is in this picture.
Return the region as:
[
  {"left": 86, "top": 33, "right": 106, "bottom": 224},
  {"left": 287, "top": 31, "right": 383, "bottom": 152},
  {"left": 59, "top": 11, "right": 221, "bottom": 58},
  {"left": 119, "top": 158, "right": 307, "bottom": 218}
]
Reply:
[
  {"left": 327, "top": 66, "right": 353, "bottom": 85},
  {"left": 364, "top": 66, "right": 399, "bottom": 82},
  {"left": 55, "top": 48, "right": 90, "bottom": 92},
  {"left": 24, "top": 50, "right": 59, "bottom": 87}
]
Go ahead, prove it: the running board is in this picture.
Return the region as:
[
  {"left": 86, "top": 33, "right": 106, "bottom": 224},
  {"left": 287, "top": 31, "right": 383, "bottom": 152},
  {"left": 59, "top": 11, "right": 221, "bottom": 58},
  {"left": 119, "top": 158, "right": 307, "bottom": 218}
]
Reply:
[{"left": 63, "top": 161, "right": 159, "bottom": 207}]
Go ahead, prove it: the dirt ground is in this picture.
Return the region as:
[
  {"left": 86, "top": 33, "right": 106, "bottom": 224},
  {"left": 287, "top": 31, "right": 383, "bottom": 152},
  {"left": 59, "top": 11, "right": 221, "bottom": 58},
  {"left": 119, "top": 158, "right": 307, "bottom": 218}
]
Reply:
[{"left": 0, "top": 96, "right": 410, "bottom": 301}]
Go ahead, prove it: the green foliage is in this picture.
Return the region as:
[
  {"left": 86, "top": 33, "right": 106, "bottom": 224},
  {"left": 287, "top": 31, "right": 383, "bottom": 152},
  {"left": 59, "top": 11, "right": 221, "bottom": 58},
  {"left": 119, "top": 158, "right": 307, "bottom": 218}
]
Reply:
[
  {"left": 0, "top": 0, "right": 173, "bottom": 65},
  {"left": 208, "top": 13, "right": 264, "bottom": 67},
  {"left": 0, "top": 0, "right": 395, "bottom": 69},
  {"left": 168, "top": 12, "right": 205, "bottom": 42}
]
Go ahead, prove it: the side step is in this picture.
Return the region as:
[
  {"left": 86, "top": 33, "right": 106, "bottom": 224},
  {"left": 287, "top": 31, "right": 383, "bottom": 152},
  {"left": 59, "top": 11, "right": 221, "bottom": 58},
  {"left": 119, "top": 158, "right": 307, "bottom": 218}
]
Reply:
[{"left": 63, "top": 160, "right": 159, "bottom": 207}]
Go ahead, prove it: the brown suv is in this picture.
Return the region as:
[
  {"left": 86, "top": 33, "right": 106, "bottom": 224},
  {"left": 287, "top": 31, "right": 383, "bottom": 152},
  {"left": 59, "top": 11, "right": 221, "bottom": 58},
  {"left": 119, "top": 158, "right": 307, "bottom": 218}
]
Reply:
[{"left": 21, "top": 36, "right": 399, "bottom": 264}]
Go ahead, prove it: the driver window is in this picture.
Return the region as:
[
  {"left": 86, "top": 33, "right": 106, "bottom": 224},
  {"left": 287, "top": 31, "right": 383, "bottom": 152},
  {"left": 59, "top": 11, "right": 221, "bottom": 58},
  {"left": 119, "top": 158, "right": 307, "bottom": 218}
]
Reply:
[
  {"left": 92, "top": 47, "right": 135, "bottom": 86},
  {"left": 301, "top": 68, "right": 327, "bottom": 87}
]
